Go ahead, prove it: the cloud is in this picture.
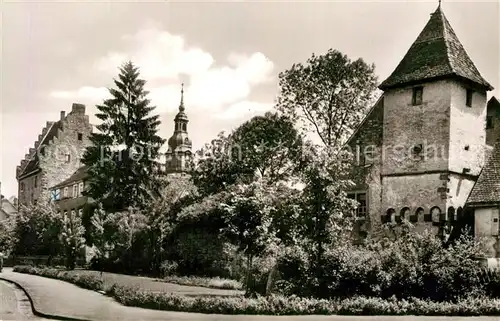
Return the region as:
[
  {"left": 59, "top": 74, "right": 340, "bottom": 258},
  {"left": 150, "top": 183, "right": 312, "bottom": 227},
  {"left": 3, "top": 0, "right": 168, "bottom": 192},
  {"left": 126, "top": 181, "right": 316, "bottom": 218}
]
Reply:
[
  {"left": 213, "top": 101, "right": 274, "bottom": 120},
  {"left": 50, "top": 86, "right": 111, "bottom": 102},
  {"left": 49, "top": 25, "right": 275, "bottom": 116}
]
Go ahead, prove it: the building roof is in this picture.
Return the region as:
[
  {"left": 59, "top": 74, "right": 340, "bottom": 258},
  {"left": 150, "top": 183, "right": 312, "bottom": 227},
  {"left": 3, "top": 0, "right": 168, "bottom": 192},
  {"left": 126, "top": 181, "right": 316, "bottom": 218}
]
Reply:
[
  {"left": 345, "top": 95, "right": 384, "bottom": 146},
  {"left": 488, "top": 96, "right": 500, "bottom": 111},
  {"left": 18, "top": 121, "right": 62, "bottom": 178},
  {"left": 0, "top": 198, "right": 17, "bottom": 217},
  {"left": 51, "top": 166, "right": 88, "bottom": 190},
  {"left": 467, "top": 141, "right": 500, "bottom": 206},
  {"left": 379, "top": 6, "right": 493, "bottom": 91}
]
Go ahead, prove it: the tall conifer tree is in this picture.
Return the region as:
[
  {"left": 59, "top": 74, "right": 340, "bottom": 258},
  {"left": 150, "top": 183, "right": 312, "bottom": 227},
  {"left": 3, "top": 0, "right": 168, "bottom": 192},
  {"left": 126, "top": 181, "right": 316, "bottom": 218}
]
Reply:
[{"left": 82, "top": 61, "right": 165, "bottom": 212}]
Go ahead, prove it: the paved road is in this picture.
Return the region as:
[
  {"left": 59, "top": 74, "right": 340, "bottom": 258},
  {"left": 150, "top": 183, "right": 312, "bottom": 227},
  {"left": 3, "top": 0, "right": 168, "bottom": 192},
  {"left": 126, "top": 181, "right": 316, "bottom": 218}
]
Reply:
[
  {"left": 2, "top": 268, "right": 500, "bottom": 321},
  {"left": 0, "top": 279, "right": 50, "bottom": 320}
]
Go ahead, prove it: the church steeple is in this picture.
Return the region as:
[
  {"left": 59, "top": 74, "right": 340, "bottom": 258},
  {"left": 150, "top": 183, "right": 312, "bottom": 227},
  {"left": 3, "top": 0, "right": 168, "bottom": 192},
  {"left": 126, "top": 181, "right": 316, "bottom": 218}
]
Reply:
[
  {"left": 165, "top": 84, "right": 192, "bottom": 174},
  {"left": 179, "top": 83, "right": 185, "bottom": 112}
]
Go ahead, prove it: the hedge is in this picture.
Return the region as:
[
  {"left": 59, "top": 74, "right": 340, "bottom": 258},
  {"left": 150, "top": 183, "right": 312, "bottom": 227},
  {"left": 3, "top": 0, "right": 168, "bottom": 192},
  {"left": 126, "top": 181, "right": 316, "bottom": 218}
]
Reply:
[{"left": 12, "top": 265, "right": 500, "bottom": 316}]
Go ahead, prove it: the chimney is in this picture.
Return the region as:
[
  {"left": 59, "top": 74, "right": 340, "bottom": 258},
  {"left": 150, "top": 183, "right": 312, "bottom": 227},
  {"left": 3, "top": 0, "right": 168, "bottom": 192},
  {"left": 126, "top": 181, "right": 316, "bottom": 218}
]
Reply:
[
  {"left": 71, "top": 103, "right": 86, "bottom": 114},
  {"left": 60, "top": 111, "right": 66, "bottom": 120}
]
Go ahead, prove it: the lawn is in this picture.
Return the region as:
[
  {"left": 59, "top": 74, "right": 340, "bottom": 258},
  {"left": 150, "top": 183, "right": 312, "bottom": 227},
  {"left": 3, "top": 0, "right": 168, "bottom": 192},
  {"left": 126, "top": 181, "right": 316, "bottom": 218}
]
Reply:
[
  {"left": 64, "top": 269, "right": 244, "bottom": 297},
  {"left": 161, "top": 275, "right": 243, "bottom": 290}
]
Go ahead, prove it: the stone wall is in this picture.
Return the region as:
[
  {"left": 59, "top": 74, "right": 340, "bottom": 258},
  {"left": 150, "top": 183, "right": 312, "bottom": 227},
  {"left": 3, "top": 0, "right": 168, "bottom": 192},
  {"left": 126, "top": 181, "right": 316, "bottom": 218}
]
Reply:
[
  {"left": 382, "top": 80, "right": 451, "bottom": 176},
  {"left": 474, "top": 207, "right": 500, "bottom": 257},
  {"left": 448, "top": 82, "right": 487, "bottom": 177},
  {"left": 347, "top": 97, "right": 384, "bottom": 238},
  {"left": 39, "top": 104, "right": 92, "bottom": 202}
]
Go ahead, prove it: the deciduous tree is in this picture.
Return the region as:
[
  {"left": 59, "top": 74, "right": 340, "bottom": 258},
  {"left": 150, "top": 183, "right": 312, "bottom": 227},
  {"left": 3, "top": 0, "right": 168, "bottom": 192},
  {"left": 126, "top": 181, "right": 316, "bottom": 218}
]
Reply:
[{"left": 277, "top": 49, "right": 378, "bottom": 147}]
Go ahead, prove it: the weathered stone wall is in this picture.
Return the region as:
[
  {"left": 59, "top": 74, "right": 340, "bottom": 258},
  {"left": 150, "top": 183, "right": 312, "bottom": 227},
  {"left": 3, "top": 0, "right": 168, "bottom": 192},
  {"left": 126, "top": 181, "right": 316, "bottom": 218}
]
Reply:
[
  {"left": 381, "top": 174, "right": 445, "bottom": 221},
  {"left": 18, "top": 174, "right": 40, "bottom": 206},
  {"left": 382, "top": 80, "right": 451, "bottom": 175},
  {"left": 38, "top": 104, "right": 92, "bottom": 203},
  {"left": 448, "top": 82, "right": 487, "bottom": 176},
  {"left": 347, "top": 97, "right": 384, "bottom": 237},
  {"left": 474, "top": 207, "right": 500, "bottom": 257}
]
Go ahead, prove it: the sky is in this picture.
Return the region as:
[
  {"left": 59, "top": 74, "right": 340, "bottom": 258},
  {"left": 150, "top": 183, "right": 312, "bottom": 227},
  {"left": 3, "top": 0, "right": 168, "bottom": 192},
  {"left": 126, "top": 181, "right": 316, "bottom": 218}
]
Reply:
[{"left": 1, "top": 0, "right": 499, "bottom": 198}]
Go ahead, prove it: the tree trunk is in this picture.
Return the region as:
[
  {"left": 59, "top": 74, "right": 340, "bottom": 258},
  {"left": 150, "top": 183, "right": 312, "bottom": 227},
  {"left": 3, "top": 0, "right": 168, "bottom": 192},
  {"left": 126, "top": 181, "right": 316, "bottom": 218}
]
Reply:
[
  {"left": 265, "top": 263, "right": 278, "bottom": 296},
  {"left": 244, "top": 254, "right": 254, "bottom": 297}
]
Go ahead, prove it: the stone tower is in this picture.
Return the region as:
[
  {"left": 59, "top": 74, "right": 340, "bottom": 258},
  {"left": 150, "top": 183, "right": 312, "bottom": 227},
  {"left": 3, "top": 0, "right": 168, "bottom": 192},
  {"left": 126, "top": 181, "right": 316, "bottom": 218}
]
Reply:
[
  {"left": 165, "top": 84, "right": 193, "bottom": 174},
  {"left": 378, "top": 5, "right": 493, "bottom": 229}
]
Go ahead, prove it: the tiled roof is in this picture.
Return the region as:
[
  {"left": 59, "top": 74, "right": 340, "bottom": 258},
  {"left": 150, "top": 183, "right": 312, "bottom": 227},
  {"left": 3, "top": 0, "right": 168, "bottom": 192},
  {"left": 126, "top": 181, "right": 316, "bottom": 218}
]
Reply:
[
  {"left": 51, "top": 166, "right": 89, "bottom": 190},
  {"left": 467, "top": 141, "right": 500, "bottom": 206},
  {"left": 19, "top": 121, "right": 61, "bottom": 178},
  {"left": 346, "top": 96, "right": 384, "bottom": 146},
  {"left": 379, "top": 6, "right": 493, "bottom": 91}
]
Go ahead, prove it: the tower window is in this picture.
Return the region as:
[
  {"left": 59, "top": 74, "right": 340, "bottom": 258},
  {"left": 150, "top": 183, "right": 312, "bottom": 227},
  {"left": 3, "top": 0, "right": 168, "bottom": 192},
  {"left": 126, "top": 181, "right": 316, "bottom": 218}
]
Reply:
[
  {"left": 20, "top": 182, "right": 25, "bottom": 192},
  {"left": 34, "top": 175, "right": 38, "bottom": 188},
  {"left": 412, "top": 86, "right": 423, "bottom": 106},
  {"left": 182, "top": 123, "right": 186, "bottom": 131},
  {"left": 65, "top": 154, "right": 71, "bottom": 163},
  {"left": 487, "top": 116, "right": 493, "bottom": 129},
  {"left": 77, "top": 133, "right": 83, "bottom": 141},
  {"left": 466, "top": 89, "right": 473, "bottom": 107}
]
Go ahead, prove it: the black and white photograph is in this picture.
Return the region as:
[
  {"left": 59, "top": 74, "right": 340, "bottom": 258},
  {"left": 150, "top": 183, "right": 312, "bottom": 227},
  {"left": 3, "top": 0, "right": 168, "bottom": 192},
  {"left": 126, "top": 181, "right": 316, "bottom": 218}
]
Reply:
[{"left": 1, "top": 0, "right": 499, "bottom": 320}]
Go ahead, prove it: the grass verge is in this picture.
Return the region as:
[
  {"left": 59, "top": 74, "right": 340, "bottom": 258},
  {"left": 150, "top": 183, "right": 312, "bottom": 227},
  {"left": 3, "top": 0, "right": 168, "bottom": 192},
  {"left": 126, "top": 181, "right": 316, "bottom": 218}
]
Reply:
[
  {"left": 12, "top": 265, "right": 500, "bottom": 316},
  {"left": 160, "top": 275, "right": 242, "bottom": 290}
]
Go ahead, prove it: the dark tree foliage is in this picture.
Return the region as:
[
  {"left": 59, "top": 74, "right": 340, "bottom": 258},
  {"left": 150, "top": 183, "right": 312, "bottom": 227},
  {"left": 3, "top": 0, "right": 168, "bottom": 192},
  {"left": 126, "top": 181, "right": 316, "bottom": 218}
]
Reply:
[
  {"left": 192, "top": 112, "right": 303, "bottom": 196},
  {"left": 277, "top": 49, "right": 378, "bottom": 147},
  {"left": 82, "top": 61, "right": 165, "bottom": 212}
]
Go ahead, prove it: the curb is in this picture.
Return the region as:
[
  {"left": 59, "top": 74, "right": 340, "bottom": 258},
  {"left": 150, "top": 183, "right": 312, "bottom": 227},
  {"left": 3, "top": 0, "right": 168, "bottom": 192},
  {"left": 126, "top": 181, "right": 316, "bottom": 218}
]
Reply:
[{"left": 0, "top": 276, "right": 91, "bottom": 321}]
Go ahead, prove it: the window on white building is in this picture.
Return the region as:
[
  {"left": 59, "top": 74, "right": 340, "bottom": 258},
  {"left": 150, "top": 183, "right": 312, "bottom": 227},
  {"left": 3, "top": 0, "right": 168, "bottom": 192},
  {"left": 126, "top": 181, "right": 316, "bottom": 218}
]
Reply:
[{"left": 79, "top": 182, "right": 84, "bottom": 196}]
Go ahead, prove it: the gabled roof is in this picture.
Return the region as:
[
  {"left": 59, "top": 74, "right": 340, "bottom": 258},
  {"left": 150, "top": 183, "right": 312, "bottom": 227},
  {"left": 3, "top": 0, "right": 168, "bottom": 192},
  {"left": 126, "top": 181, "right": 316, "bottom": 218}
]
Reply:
[
  {"left": 379, "top": 6, "right": 493, "bottom": 91},
  {"left": 51, "top": 166, "right": 89, "bottom": 190},
  {"left": 467, "top": 141, "right": 500, "bottom": 206},
  {"left": 18, "top": 121, "right": 62, "bottom": 178}
]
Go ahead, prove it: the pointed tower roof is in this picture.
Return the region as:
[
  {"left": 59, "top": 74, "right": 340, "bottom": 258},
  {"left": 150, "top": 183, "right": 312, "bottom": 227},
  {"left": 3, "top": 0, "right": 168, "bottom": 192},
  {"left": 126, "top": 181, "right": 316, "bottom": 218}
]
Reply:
[
  {"left": 467, "top": 141, "right": 500, "bottom": 206},
  {"left": 379, "top": 5, "right": 493, "bottom": 91},
  {"left": 174, "top": 83, "right": 188, "bottom": 122}
]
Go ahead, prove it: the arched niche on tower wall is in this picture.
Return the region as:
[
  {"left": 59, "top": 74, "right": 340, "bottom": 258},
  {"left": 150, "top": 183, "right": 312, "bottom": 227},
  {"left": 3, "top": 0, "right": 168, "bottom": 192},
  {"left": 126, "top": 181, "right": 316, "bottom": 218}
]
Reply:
[
  {"left": 431, "top": 206, "right": 441, "bottom": 224},
  {"left": 411, "top": 207, "right": 424, "bottom": 223},
  {"left": 447, "top": 207, "right": 455, "bottom": 222},
  {"left": 400, "top": 207, "right": 410, "bottom": 222},
  {"left": 383, "top": 208, "right": 396, "bottom": 224}
]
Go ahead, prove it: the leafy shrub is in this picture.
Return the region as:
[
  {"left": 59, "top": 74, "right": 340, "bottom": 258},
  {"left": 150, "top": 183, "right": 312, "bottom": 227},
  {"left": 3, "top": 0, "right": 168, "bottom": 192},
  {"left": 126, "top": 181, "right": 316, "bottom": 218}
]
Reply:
[
  {"left": 109, "top": 284, "right": 500, "bottom": 315},
  {"left": 160, "top": 260, "right": 179, "bottom": 277},
  {"left": 275, "top": 228, "right": 494, "bottom": 302},
  {"left": 13, "top": 265, "right": 35, "bottom": 274},
  {"left": 13, "top": 265, "right": 104, "bottom": 291}
]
